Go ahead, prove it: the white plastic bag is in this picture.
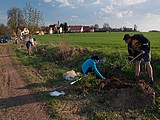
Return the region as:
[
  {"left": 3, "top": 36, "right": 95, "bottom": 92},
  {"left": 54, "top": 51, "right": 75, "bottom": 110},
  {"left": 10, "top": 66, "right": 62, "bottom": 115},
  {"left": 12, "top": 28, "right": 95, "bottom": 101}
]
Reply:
[
  {"left": 49, "top": 91, "right": 65, "bottom": 96},
  {"left": 63, "top": 70, "right": 80, "bottom": 81}
]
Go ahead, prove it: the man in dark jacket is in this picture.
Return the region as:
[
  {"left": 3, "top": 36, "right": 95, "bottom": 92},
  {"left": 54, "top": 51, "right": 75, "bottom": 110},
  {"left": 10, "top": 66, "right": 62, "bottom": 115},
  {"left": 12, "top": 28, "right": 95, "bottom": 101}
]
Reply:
[{"left": 123, "top": 34, "right": 154, "bottom": 87}]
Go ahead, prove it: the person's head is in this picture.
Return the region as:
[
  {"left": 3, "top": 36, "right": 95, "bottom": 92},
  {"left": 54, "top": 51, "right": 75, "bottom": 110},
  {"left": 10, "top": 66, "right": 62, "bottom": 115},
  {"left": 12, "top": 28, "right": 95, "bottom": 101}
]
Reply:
[
  {"left": 91, "top": 55, "right": 100, "bottom": 63},
  {"left": 29, "top": 34, "right": 33, "bottom": 39},
  {"left": 123, "top": 34, "right": 131, "bottom": 43}
]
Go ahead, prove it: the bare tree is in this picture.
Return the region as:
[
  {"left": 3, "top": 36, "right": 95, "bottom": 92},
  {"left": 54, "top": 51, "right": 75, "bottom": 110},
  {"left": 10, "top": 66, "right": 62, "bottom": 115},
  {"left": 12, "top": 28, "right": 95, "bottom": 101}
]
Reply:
[
  {"left": 103, "top": 23, "right": 111, "bottom": 32},
  {"left": 94, "top": 24, "right": 99, "bottom": 31},
  {"left": 23, "top": 3, "right": 44, "bottom": 34},
  {"left": 134, "top": 24, "right": 138, "bottom": 31},
  {"left": 103, "top": 23, "right": 109, "bottom": 29},
  {"left": 7, "top": 7, "right": 25, "bottom": 36}
]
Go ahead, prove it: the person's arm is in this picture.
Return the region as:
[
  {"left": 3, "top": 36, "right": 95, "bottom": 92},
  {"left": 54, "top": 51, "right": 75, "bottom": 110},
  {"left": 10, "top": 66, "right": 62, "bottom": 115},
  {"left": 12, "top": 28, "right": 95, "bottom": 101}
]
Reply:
[
  {"left": 92, "top": 62, "right": 103, "bottom": 79},
  {"left": 128, "top": 44, "right": 135, "bottom": 61},
  {"left": 30, "top": 38, "right": 38, "bottom": 53},
  {"left": 30, "top": 38, "right": 36, "bottom": 47}
]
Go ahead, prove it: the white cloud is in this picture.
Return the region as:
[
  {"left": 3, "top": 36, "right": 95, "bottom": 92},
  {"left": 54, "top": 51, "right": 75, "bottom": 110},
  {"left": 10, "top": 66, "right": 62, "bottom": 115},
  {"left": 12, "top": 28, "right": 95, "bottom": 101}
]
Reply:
[
  {"left": 55, "top": 0, "right": 88, "bottom": 8},
  {"left": 77, "top": 0, "right": 84, "bottom": 3},
  {"left": 92, "top": 0, "right": 101, "bottom": 5},
  {"left": 71, "top": 16, "right": 78, "bottom": 18},
  {"left": 70, "top": 16, "right": 78, "bottom": 22},
  {"left": 110, "top": 0, "right": 147, "bottom": 6},
  {"left": 101, "top": 5, "right": 133, "bottom": 18},
  {"left": 38, "top": 3, "right": 42, "bottom": 6},
  {"left": 123, "top": 0, "right": 147, "bottom": 5},
  {"left": 56, "top": 0, "right": 71, "bottom": 6},
  {"left": 124, "top": 21, "right": 131, "bottom": 26},
  {"left": 43, "top": 0, "right": 52, "bottom": 3},
  {"left": 146, "top": 13, "right": 160, "bottom": 19}
]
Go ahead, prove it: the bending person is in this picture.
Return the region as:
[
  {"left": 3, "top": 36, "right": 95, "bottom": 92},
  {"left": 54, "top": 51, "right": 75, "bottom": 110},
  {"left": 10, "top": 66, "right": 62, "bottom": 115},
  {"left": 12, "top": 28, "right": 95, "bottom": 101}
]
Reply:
[{"left": 81, "top": 55, "right": 106, "bottom": 80}]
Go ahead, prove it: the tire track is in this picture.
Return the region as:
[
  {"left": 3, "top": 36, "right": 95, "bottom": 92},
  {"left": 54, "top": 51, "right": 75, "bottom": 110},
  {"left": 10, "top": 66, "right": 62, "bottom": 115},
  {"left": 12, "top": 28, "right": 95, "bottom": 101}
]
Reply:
[{"left": 0, "top": 44, "right": 51, "bottom": 120}]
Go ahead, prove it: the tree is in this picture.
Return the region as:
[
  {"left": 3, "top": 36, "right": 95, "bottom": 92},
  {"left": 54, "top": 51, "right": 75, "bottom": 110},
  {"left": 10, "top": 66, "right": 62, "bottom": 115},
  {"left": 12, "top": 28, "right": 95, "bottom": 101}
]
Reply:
[
  {"left": 63, "top": 22, "right": 68, "bottom": 33},
  {"left": 134, "top": 24, "right": 138, "bottom": 31},
  {"left": 7, "top": 7, "right": 25, "bottom": 36},
  {"left": 60, "top": 23, "right": 64, "bottom": 32},
  {"left": 23, "top": 3, "right": 44, "bottom": 34},
  {"left": 103, "top": 23, "right": 111, "bottom": 32},
  {"left": 60, "top": 22, "right": 68, "bottom": 33},
  {"left": 94, "top": 24, "right": 99, "bottom": 31},
  {"left": 103, "top": 23, "right": 109, "bottom": 29}
]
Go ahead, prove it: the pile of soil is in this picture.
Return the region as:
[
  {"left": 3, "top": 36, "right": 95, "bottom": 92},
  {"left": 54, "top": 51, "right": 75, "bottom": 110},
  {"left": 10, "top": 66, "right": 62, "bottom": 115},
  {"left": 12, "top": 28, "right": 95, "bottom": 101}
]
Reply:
[{"left": 94, "top": 77, "right": 156, "bottom": 111}]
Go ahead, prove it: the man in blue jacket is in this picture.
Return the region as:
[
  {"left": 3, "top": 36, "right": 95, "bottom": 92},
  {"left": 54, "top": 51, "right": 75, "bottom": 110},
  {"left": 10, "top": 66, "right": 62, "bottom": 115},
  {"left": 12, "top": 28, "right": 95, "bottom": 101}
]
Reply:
[
  {"left": 82, "top": 55, "right": 106, "bottom": 80},
  {"left": 123, "top": 34, "right": 154, "bottom": 87}
]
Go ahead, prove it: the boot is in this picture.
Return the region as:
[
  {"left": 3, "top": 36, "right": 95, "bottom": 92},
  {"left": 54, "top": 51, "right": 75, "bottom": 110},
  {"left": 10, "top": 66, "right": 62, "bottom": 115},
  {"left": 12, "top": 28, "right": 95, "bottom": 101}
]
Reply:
[
  {"left": 149, "top": 77, "right": 154, "bottom": 88},
  {"left": 134, "top": 76, "right": 139, "bottom": 81}
]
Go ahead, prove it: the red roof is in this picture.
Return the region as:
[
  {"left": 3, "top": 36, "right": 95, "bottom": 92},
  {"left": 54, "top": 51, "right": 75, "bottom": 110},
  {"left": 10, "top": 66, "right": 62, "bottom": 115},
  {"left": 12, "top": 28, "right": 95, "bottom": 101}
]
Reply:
[
  {"left": 54, "top": 24, "right": 60, "bottom": 27},
  {"left": 69, "top": 26, "right": 82, "bottom": 30}
]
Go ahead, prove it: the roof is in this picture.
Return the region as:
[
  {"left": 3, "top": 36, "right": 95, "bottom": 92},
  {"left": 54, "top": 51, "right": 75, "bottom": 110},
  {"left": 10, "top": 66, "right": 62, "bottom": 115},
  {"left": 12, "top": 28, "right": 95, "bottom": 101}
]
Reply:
[
  {"left": 49, "top": 24, "right": 60, "bottom": 28},
  {"left": 69, "top": 26, "right": 83, "bottom": 30}
]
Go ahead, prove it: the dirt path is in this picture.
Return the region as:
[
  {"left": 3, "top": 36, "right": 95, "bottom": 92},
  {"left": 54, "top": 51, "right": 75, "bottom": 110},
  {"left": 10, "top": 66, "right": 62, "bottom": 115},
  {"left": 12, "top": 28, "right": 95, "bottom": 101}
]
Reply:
[{"left": 0, "top": 44, "right": 51, "bottom": 120}]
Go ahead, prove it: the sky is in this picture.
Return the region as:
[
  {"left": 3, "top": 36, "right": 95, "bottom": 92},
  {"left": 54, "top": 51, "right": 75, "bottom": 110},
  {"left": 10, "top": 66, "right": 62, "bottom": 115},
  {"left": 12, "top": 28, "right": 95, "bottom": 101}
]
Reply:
[{"left": 0, "top": 0, "right": 160, "bottom": 32}]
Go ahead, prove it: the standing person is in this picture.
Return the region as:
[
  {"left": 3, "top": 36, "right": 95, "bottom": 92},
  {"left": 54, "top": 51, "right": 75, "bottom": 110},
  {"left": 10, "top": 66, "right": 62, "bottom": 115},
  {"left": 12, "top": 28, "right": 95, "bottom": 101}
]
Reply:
[
  {"left": 123, "top": 34, "right": 154, "bottom": 87},
  {"left": 26, "top": 35, "right": 37, "bottom": 55},
  {"left": 81, "top": 55, "right": 106, "bottom": 80}
]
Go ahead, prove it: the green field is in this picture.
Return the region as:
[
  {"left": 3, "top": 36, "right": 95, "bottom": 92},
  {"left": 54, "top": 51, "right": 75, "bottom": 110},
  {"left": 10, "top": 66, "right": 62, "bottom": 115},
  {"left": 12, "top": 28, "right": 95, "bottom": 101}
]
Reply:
[
  {"left": 35, "top": 32, "right": 160, "bottom": 52},
  {"left": 15, "top": 32, "right": 160, "bottom": 119}
]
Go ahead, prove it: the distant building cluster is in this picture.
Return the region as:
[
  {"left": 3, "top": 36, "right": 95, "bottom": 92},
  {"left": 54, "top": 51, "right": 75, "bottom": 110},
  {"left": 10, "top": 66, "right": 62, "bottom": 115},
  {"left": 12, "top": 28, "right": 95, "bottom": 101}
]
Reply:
[
  {"left": 48, "top": 23, "right": 94, "bottom": 34},
  {"left": 35, "top": 21, "right": 138, "bottom": 35}
]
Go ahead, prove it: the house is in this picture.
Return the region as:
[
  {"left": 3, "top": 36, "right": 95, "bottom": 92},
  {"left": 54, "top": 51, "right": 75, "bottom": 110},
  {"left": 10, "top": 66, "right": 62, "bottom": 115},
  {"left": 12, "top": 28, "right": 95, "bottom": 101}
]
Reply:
[
  {"left": 68, "top": 26, "right": 83, "bottom": 33},
  {"left": 68, "top": 25, "right": 94, "bottom": 33},
  {"left": 49, "top": 24, "right": 60, "bottom": 34},
  {"left": 49, "top": 20, "right": 62, "bottom": 34},
  {"left": 83, "top": 26, "right": 94, "bottom": 32},
  {"left": 35, "top": 30, "right": 44, "bottom": 35}
]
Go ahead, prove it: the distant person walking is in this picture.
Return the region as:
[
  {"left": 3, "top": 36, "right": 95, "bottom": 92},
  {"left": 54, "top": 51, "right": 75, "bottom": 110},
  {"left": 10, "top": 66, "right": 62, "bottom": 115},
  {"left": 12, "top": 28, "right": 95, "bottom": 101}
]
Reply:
[
  {"left": 81, "top": 55, "right": 106, "bottom": 80},
  {"left": 123, "top": 33, "right": 154, "bottom": 87},
  {"left": 26, "top": 35, "right": 37, "bottom": 56}
]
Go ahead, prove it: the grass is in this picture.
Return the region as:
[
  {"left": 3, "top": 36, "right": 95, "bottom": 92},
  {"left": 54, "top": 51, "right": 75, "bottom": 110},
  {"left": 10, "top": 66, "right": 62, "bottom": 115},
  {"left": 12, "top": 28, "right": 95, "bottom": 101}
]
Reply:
[
  {"left": 13, "top": 32, "right": 160, "bottom": 119},
  {"left": 35, "top": 32, "right": 160, "bottom": 80}
]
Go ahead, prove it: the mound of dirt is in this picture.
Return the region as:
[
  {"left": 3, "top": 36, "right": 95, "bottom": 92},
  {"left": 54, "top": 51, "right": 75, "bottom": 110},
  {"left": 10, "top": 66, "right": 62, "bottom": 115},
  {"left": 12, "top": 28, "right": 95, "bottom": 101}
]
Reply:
[{"left": 94, "top": 78, "right": 156, "bottom": 111}]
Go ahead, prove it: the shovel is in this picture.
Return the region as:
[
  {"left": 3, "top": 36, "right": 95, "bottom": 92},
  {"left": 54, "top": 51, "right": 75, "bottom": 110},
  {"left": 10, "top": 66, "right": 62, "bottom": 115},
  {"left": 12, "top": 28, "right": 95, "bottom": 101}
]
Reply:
[
  {"left": 112, "top": 52, "right": 142, "bottom": 75},
  {"left": 70, "top": 77, "right": 81, "bottom": 85}
]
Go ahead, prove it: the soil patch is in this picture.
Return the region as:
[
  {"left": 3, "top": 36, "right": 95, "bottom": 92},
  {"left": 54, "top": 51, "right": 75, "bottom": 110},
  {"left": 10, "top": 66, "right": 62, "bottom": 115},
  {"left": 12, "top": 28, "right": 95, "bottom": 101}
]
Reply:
[
  {"left": 92, "top": 77, "right": 156, "bottom": 111},
  {"left": 0, "top": 43, "right": 51, "bottom": 120}
]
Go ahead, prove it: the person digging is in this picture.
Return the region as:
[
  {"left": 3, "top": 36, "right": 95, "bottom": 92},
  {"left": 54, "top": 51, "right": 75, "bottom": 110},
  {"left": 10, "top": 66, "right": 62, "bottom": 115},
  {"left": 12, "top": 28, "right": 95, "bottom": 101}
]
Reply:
[
  {"left": 26, "top": 35, "right": 37, "bottom": 56},
  {"left": 123, "top": 34, "right": 154, "bottom": 88},
  {"left": 81, "top": 55, "right": 107, "bottom": 81}
]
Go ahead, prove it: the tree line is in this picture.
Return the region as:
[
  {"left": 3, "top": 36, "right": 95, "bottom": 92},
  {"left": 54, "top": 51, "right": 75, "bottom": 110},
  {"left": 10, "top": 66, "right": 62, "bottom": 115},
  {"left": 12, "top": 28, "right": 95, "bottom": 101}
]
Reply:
[{"left": 5, "top": 3, "right": 43, "bottom": 37}]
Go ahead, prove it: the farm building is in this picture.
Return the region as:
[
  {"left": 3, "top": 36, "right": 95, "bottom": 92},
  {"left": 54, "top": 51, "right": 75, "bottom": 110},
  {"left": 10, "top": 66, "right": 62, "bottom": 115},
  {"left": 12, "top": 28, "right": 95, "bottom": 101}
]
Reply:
[
  {"left": 49, "top": 21, "right": 62, "bottom": 34},
  {"left": 68, "top": 25, "right": 94, "bottom": 33}
]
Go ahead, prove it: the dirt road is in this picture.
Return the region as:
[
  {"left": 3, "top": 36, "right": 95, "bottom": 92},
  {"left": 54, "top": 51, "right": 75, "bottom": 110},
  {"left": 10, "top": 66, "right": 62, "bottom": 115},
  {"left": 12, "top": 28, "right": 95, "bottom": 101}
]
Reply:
[{"left": 0, "top": 44, "right": 51, "bottom": 120}]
